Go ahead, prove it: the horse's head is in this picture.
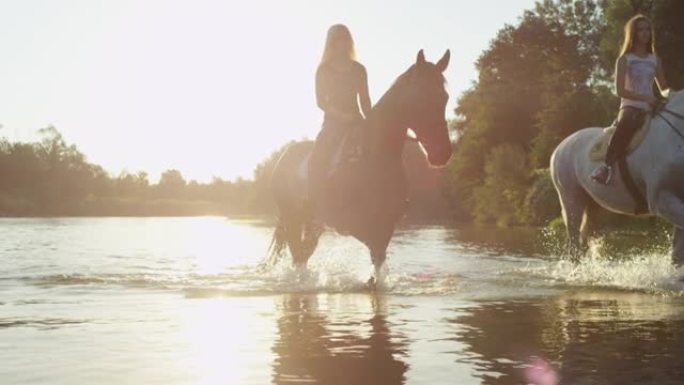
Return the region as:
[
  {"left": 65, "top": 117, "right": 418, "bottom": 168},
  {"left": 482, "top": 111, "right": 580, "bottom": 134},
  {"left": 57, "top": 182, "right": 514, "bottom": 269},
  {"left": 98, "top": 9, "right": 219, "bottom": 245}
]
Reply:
[{"left": 395, "top": 50, "right": 452, "bottom": 166}]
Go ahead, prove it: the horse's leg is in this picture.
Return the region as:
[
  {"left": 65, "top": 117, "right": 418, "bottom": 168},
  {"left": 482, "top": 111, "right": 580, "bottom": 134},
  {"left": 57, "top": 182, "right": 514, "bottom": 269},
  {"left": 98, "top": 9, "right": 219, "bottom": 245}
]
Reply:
[
  {"left": 371, "top": 248, "right": 387, "bottom": 278},
  {"left": 284, "top": 212, "right": 323, "bottom": 268},
  {"left": 366, "top": 247, "right": 387, "bottom": 288},
  {"left": 580, "top": 199, "right": 600, "bottom": 246},
  {"left": 551, "top": 151, "right": 592, "bottom": 260},
  {"left": 653, "top": 191, "right": 684, "bottom": 228},
  {"left": 651, "top": 191, "right": 684, "bottom": 266},
  {"left": 366, "top": 224, "right": 394, "bottom": 287},
  {"left": 557, "top": 188, "right": 591, "bottom": 261},
  {"left": 284, "top": 216, "right": 308, "bottom": 267},
  {"left": 301, "top": 221, "right": 323, "bottom": 263},
  {"left": 672, "top": 226, "right": 684, "bottom": 267}
]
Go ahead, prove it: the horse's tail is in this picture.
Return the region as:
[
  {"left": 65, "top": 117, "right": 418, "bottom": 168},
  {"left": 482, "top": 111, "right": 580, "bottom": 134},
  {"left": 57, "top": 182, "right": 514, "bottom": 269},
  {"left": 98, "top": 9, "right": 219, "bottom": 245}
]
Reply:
[{"left": 263, "top": 217, "right": 288, "bottom": 268}]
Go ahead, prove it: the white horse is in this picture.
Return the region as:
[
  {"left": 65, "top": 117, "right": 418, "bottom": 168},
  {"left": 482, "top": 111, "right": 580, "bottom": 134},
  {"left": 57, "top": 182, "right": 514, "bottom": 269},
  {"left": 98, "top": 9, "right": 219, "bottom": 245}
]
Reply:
[{"left": 551, "top": 90, "right": 684, "bottom": 263}]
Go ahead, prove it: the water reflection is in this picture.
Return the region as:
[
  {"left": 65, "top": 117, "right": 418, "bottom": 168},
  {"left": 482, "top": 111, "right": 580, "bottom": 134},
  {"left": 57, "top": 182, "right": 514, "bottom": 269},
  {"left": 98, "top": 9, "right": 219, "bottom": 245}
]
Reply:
[
  {"left": 272, "top": 294, "right": 408, "bottom": 385},
  {"left": 444, "top": 223, "right": 671, "bottom": 259},
  {"left": 444, "top": 225, "right": 543, "bottom": 257},
  {"left": 451, "top": 292, "right": 684, "bottom": 385}
]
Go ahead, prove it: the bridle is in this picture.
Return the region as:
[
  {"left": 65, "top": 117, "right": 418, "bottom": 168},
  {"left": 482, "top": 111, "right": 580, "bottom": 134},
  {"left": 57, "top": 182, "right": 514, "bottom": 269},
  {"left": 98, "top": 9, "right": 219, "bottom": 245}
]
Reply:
[{"left": 404, "top": 117, "right": 448, "bottom": 144}]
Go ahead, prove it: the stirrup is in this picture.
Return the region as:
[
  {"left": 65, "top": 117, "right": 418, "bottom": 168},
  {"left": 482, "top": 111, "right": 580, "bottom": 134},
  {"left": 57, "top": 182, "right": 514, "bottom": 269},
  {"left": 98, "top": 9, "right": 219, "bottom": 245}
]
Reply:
[{"left": 590, "top": 165, "right": 612, "bottom": 185}]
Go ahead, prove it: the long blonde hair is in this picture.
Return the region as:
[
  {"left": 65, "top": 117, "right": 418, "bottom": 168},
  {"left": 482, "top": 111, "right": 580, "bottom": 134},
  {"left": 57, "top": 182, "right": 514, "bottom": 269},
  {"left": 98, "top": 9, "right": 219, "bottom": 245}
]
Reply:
[
  {"left": 619, "top": 14, "right": 656, "bottom": 56},
  {"left": 320, "top": 24, "right": 356, "bottom": 64}
]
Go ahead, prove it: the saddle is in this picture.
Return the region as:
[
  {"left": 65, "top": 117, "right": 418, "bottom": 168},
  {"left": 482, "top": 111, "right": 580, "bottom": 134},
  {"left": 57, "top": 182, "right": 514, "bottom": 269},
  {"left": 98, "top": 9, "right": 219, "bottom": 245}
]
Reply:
[
  {"left": 298, "top": 128, "right": 364, "bottom": 180},
  {"left": 589, "top": 115, "right": 651, "bottom": 162},
  {"left": 588, "top": 115, "right": 652, "bottom": 215},
  {"left": 297, "top": 130, "right": 367, "bottom": 232}
]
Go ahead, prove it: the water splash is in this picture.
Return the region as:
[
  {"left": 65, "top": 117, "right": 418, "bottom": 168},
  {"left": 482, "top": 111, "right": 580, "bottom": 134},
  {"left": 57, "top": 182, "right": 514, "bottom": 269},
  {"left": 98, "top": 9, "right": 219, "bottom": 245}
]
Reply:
[{"left": 523, "top": 239, "right": 684, "bottom": 293}]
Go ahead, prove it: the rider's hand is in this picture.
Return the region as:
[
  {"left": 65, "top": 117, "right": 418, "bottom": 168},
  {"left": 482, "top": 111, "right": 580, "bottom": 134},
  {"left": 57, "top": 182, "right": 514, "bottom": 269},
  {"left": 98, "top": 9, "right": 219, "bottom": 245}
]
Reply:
[{"left": 644, "top": 95, "right": 658, "bottom": 106}]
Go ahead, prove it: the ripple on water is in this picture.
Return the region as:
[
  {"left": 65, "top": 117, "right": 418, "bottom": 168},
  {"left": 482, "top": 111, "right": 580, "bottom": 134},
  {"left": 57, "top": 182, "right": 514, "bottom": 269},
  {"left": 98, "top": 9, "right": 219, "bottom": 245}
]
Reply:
[{"left": 0, "top": 318, "right": 91, "bottom": 329}]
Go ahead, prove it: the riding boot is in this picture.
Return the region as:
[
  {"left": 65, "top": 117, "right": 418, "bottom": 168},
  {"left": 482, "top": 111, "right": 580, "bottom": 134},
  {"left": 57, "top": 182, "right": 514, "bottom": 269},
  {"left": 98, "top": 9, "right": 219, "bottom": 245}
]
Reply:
[
  {"left": 591, "top": 107, "right": 645, "bottom": 185},
  {"left": 307, "top": 120, "right": 348, "bottom": 220}
]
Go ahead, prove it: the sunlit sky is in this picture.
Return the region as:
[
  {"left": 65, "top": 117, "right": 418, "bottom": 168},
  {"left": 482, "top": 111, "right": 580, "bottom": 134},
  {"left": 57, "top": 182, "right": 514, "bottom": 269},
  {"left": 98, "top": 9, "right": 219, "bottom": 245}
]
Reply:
[{"left": 0, "top": 0, "right": 537, "bottom": 182}]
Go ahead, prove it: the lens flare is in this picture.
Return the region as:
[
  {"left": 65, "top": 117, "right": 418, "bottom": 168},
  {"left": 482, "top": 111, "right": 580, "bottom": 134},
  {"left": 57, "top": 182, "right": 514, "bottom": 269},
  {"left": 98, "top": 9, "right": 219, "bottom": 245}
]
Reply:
[{"left": 524, "top": 358, "right": 559, "bottom": 385}]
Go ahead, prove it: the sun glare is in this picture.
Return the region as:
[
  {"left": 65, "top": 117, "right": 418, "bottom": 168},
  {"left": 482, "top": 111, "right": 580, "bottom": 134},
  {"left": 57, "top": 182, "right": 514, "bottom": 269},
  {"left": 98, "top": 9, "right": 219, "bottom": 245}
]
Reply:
[
  {"left": 181, "top": 297, "right": 274, "bottom": 385},
  {"left": 178, "top": 218, "right": 267, "bottom": 274}
]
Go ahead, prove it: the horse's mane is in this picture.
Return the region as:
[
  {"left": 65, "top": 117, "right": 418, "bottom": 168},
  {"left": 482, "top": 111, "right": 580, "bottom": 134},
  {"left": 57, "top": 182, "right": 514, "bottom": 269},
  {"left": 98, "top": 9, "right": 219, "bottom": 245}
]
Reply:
[{"left": 370, "top": 63, "right": 447, "bottom": 117}]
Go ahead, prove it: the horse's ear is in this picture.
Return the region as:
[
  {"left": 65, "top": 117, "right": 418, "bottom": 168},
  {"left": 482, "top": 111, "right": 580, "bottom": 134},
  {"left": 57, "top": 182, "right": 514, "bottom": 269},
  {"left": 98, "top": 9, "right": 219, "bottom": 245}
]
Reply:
[
  {"left": 436, "top": 49, "right": 450, "bottom": 72},
  {"left": 416, "top": 49, "right": 426, "bottom": 65}
]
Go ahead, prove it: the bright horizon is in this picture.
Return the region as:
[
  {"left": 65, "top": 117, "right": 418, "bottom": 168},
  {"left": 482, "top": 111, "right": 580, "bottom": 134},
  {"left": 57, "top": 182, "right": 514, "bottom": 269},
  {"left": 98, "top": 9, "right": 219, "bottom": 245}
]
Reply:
[{"left": 0, "top": 0, "right": 537, "bottom": 183}]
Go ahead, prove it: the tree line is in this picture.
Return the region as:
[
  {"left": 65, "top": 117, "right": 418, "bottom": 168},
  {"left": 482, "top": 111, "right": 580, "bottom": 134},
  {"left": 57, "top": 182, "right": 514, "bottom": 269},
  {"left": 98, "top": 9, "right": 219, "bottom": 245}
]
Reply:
[
  {"left": 0, "top": 126, "right": 255, "bottom": 216},
  {"left": 0, "top": 127, "right": 446, "bottom": 218}
]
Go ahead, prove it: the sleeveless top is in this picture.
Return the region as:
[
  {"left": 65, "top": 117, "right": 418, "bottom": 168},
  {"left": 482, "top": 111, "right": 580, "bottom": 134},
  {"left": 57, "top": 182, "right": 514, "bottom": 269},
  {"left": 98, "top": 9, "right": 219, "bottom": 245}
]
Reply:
[
  {"left": 620, "top": 53, "right": 657, "bottom": 111},
  {"left": 316, "top": 61, "right": 366, "bottom": 125}
]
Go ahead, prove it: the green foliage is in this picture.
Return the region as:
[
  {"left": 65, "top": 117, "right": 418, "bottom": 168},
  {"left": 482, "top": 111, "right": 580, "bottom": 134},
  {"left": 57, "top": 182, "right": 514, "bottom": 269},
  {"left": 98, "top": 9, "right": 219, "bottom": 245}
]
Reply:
[
  {"left": 600, "top": 0, "right": 684, "bottom": 89},
  {"left": 0, "top": 127, "right": 261, "bottom": 216},
  {"left": 249, "top": 140, "right": 301, "bottom": 215},
  {"left": 473, "top": 144, "right": 530, "bottom": 226},
  {"left": 0, "top": 126, "right": 108, "bottom": 214},
  {"left": 523, "top": 169, "right": 561, "bottom": 225},
  {"left": 445, "top": 130, "right": 486, "bottom": 221},
  {"left": 652, "top": 1, "right": 684, "bottom": 89},
  {"left": 0, "top": 127, "right": 454, "bottom": 220},
  {"left": 448, "top": 0, "right": 608, "bottom": 224},
  {"left": 402, "top": 141, "right": 450, "bottom": 220},
  {"left": 155, "top": 169, "right": 187, "bottom": 198},
  {"left": 445, "top": 0, "right": 684, "bottom": 227}
]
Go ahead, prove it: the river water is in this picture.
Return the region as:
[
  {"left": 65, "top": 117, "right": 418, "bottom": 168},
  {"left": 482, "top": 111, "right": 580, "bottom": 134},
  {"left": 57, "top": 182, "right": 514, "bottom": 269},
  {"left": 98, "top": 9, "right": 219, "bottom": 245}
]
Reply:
[{"left": 2, "top": 217, "right": 683, "bottom": 384}]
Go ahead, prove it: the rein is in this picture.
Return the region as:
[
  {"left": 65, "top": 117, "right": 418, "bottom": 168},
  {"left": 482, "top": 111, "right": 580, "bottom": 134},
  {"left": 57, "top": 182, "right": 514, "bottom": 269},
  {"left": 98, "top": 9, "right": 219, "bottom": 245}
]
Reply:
[{"left": 656, "top": 103, "right": 684, "bottom": 141}]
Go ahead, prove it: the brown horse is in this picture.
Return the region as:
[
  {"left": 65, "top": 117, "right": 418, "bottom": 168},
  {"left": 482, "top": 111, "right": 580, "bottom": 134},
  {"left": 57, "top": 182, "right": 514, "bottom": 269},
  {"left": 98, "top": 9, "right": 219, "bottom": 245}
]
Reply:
[{"left": 268, "top": 50, "right": 452, "bottom": 284}]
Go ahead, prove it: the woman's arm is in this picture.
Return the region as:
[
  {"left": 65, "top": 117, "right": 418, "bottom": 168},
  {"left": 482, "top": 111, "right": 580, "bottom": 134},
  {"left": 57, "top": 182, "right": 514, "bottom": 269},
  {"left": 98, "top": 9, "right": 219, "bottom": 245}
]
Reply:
[
  {"left": 615, "top": 55, "right": 657, "bottom": 105},
  {"left": 655, "top": 55, "right": 670, "bottom": 96},
  {"left": 358, "top": 65, "right": 372, "bottom": 119}
]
